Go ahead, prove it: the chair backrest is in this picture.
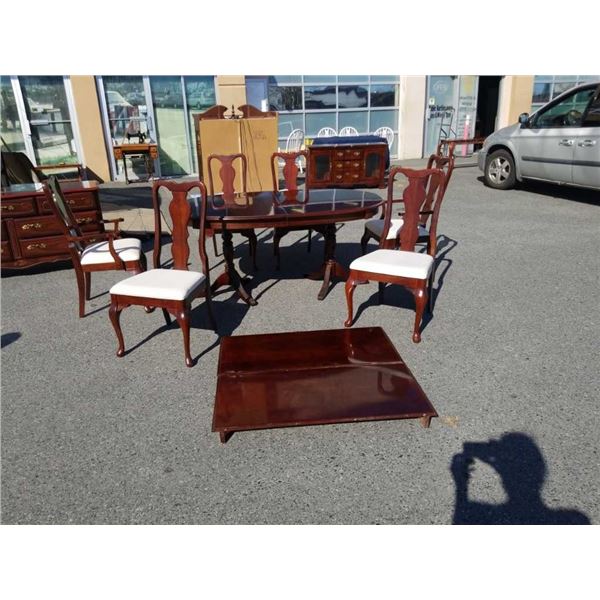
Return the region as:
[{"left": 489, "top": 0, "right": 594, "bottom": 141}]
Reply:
[
  {"left": 373, "top": 126, "right": 394, "bottom": 149},
  {"left": 339, "top": 126, "right": 358, "bottom": 137},
  {"left": 1, "top": 151, "right": 42, "bottom": 184},
  {"left": 285, "top": 128, "right": 304, "bottom": 153},
  {"left": 206, "top": 153, "right": 247, "bottom": 201},
  {"left": 426, "top": 152, "right": 455, "bottom": 191},
  {"left": 270, "top": 151, "right": 309, "bottom": 200},
  {"left": 381, "top": 167, "right": 445, "bottom": 252},
  {"left": 316, "top": 127, "right": 337, "bottom": 137},
  {"left": 46, "top": 176, "right": 84, "bottom": 252},
  {"left": 152, "top": 179, "right": 210, "bottom": 275}
]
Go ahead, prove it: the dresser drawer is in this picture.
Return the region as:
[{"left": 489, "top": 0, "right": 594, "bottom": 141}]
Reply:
[
  {"left": 343, "top": 172, "right": 362, "bottom": 184},
  {"left": 1, "top": 198, "right": 37, "bottom": 217},
  {"left": 13, "top": 214, "right": 63, "bottom": 239},
  {"left": 343, "top": 148, "right": 363, "bottom": 159},
  {"left": 75, "top": 211, "right": 102, "bottom": 231},
  {"left": 64, "top": 192, "right": 97, "bottom": 211},
  {"left": 1, "top": 241, "right": 13, "bottom": 261},
  {"left": 19, "top": 235, "right": 70, "bottom": 258}
]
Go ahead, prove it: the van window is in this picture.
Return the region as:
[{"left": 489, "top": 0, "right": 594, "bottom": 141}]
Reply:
[
  {"left": 582, "top": 91, "right": 600, "bottom": 127},
  {"left": 534, "top": 88, "right": 595, "bottom": 128}
]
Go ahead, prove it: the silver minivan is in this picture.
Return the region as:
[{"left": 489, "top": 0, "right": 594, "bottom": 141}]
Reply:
[{"left": 479, "top": 81, "right": 600, "bottom": 190}]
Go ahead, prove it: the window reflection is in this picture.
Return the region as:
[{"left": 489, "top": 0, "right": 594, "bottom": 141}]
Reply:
[
  {"left": 304, "top": 86, "right": 336, "bottom": 109},
  {"left": 338, "top": 85, "right": 368, "bottom": 108},
  {"left": 370, "top": 84, "right": 397, "bottom": 107},
  {"left": 0, "top": 77, "right": 25, "bottom": 152},
  {"left": 269, "top": 85, "right": 302, "bottom": 111}
]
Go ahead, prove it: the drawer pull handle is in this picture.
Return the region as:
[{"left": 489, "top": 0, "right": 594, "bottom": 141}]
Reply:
[
  {"left": 5, "top": 205, "right": 16, "bottom": 211},
  {"left": 353, "top": 151, "right": 360, "bottom": 156},
  {"left": 21, "top": 222, "right": 43, "bottom": 230},
  {"left": 66, "top": 199, "right": 76, "bottom": 206},
  {"left": 26, "top": 242, "right": 47, "bottom": 250},
  {"left": 77, "top": 217, "right": 94, "bottom": 225}
]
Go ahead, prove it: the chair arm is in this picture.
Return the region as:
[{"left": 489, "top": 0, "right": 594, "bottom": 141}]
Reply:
[
  {"left": 67, "top": 232, "right": 125, "bottom": 269},
  {"left": 101, "top": 218, "right": 124, "bottom": 236}
]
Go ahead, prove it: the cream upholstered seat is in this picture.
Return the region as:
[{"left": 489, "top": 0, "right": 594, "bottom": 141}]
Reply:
[
  {"left": 365, "top": 218, "right": 429, "bottom": 241},
  {"left": 109, "top": 269, "right": 206, "bottom": 301},
  {"left": 350, "top": 249, "right": 434, "bottom": 280},
  {"left": 80, "top": 238, "right": 142, "bottom": 266}
]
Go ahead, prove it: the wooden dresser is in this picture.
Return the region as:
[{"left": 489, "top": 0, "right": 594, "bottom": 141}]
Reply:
[
  {"left": 1, "top": 181, "right": 104, "bottom": 270},
  {"left": 307, "top": 141, "right": 388, "bottom": 189}
]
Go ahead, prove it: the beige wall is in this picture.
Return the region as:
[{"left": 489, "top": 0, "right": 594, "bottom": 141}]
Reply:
[
  {"left": 70, "top": 76, "right": 110, "bottom": 181},
  {"left": 215, "top": 76, "right": 247, "bottom": 110},
  {"left": 496, "top": 76, "right": 534, "bottom": 129},
  {"left": 397, "top": 76, "right": 427, "bottom": 160}
]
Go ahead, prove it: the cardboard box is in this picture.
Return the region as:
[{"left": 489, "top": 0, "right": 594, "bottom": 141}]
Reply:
[{"left": 196, "top": 112, "right": 278, "bottom": 194}]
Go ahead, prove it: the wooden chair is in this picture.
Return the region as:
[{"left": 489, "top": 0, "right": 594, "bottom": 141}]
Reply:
[
  {"left": 206, "top": 153, "right": 258, "bottom": 270},
  {"left": 360, "top": 153, "right": 455, "bottom": 256},
  {"left": 270, "top": 150, "right": 311, "bottom": 269},
  {"left": 316, "top": 127, "right": 337, "bottom": 137},
  {"left": 46, "top": 176, "right": 145, "bottom": 318},
  {"left": 339, "top": 126, "right": 358, "bottom": 136},
  {"left": 109, "top": 180, "right": 216, "bottom": 368},
  {"left": 373, "top": 126, "right": 394, "bottom": 150},
  {"left": 344, "top": 167, "right": 445, "bottom": 343}
]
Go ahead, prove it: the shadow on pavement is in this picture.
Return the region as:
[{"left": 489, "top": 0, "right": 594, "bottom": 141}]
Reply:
[{"left": 451, "top": 433, "right": 590, "bottom": 525}]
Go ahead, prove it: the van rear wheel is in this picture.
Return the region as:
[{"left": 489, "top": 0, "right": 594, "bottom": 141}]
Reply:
[{"left": 485, "top": 149, "right": 516, "bottom": 190}]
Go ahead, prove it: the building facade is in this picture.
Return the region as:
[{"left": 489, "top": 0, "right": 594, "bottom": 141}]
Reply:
[{"left": 1, "top": 74, "right": 597, "bottom": 182}]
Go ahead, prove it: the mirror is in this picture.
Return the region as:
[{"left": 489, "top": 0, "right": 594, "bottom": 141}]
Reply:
[{"left": 518, "top": 113, "right": 530, "bottom": 128}]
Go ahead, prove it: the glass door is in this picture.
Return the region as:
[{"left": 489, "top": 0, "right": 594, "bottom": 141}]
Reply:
[
  {"left": 98, "top": 75, "right": 217, "bottom": 179},
  {"left": 19, "top": 76, "right": 80, "bottom": 165},
  {"left": 1, "top": 76, "right": 81, "bottom": 166},
  {"left": 98, "top": 75, "right": 157, "bottom": 181},
  {"left": 0, "top": 77, "right": 26, "bottom": 152}
]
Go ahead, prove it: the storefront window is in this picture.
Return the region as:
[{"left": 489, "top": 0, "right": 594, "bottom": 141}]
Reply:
[
  {"left": 0, "top": 77, "right": 26, "bottom": 152},
  {"left": 247, "top": 75, "right": 401, "bottom": 157},
  {"left": 338, "top": 85, "right": 368, "bottom": 109},
  {"left": 531, "top": 75, "right": 599, "bottom": 112},
  {"left": 19, "top": 76, "right": 78, "bottom": 165}
]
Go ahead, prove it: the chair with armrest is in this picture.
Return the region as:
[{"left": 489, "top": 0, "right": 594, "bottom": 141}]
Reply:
[
  {"left": 270, "top": 150, "right": 311, "bottom": 269},
  {"left": 109, "top": 180, "right": 216, "bottom": 368},
  {"left": 1, "top": 150, "right": 85, "bottom": 185},
  {"left": 344, "top": 166, "right": 446, "bottom": 343},
  {"left": 206, "top": 153, "right": 258, "bottom": 270},
  {"left": 46, "top": 176, "right": 145, "bottom": 318}
]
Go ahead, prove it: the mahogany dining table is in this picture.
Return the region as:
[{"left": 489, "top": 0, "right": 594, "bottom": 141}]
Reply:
[{"left": 201, "top": 188, "right": 384, "bottom": 305}]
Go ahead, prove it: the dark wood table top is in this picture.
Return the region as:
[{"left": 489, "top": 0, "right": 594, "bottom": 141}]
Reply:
[
  {"left": 213, "top": 327, "right": 438, "bottom": 442},
  {"left": 194, "top": 188, "right": 384, "bottom": 230}
]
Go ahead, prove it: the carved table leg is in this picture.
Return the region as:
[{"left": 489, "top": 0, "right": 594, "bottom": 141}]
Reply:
[
  {"left": 306, "top": 223, "right": 349, "bottom": 301},
  {"left": 210, "top": 228, "right": 257, "bottom": 306}
]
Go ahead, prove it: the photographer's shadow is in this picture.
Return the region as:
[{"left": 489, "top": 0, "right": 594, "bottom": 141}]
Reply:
[{"left": 451, "top": 433, "right": 590, "bottom": 525}]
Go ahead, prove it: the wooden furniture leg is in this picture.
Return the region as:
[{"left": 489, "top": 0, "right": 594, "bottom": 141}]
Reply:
[
  {"left": 306, "top": 224, "right": 349, "bottom": 301},
  {"left": 210, "top": 229, "right": 257, "bottom": 306},
  {"left": 412, "top": 284, "right": 428, "bottom": 344},
  {"left": 109, "top": 301, "right": 126, "bottom": 357},
  {"left": 84, "top": 272, "right": 91, "bottom": 301},
  {"left": 175, "top": 308, "right": 193, "bottom": 367},
  {"left": 344, "top": 277, "right": 358, "bottom": 327}
]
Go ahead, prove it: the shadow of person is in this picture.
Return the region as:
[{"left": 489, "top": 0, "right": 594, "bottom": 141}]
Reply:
[{"left": 451, "top": 433, "right": 590, "bottom": 525}]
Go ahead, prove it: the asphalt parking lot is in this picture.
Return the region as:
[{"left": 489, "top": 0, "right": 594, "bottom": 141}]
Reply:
[{"left": 1, "top": 165, "right": 599, "bottom": 524}]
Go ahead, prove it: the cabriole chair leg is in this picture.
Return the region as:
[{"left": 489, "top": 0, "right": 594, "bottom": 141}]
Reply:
[
  {"left": 344, "top": 278, "right": 358, "bottom": 327},
  {"left": 109, "top": 302, "right": 126, "bottom": 357}
]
